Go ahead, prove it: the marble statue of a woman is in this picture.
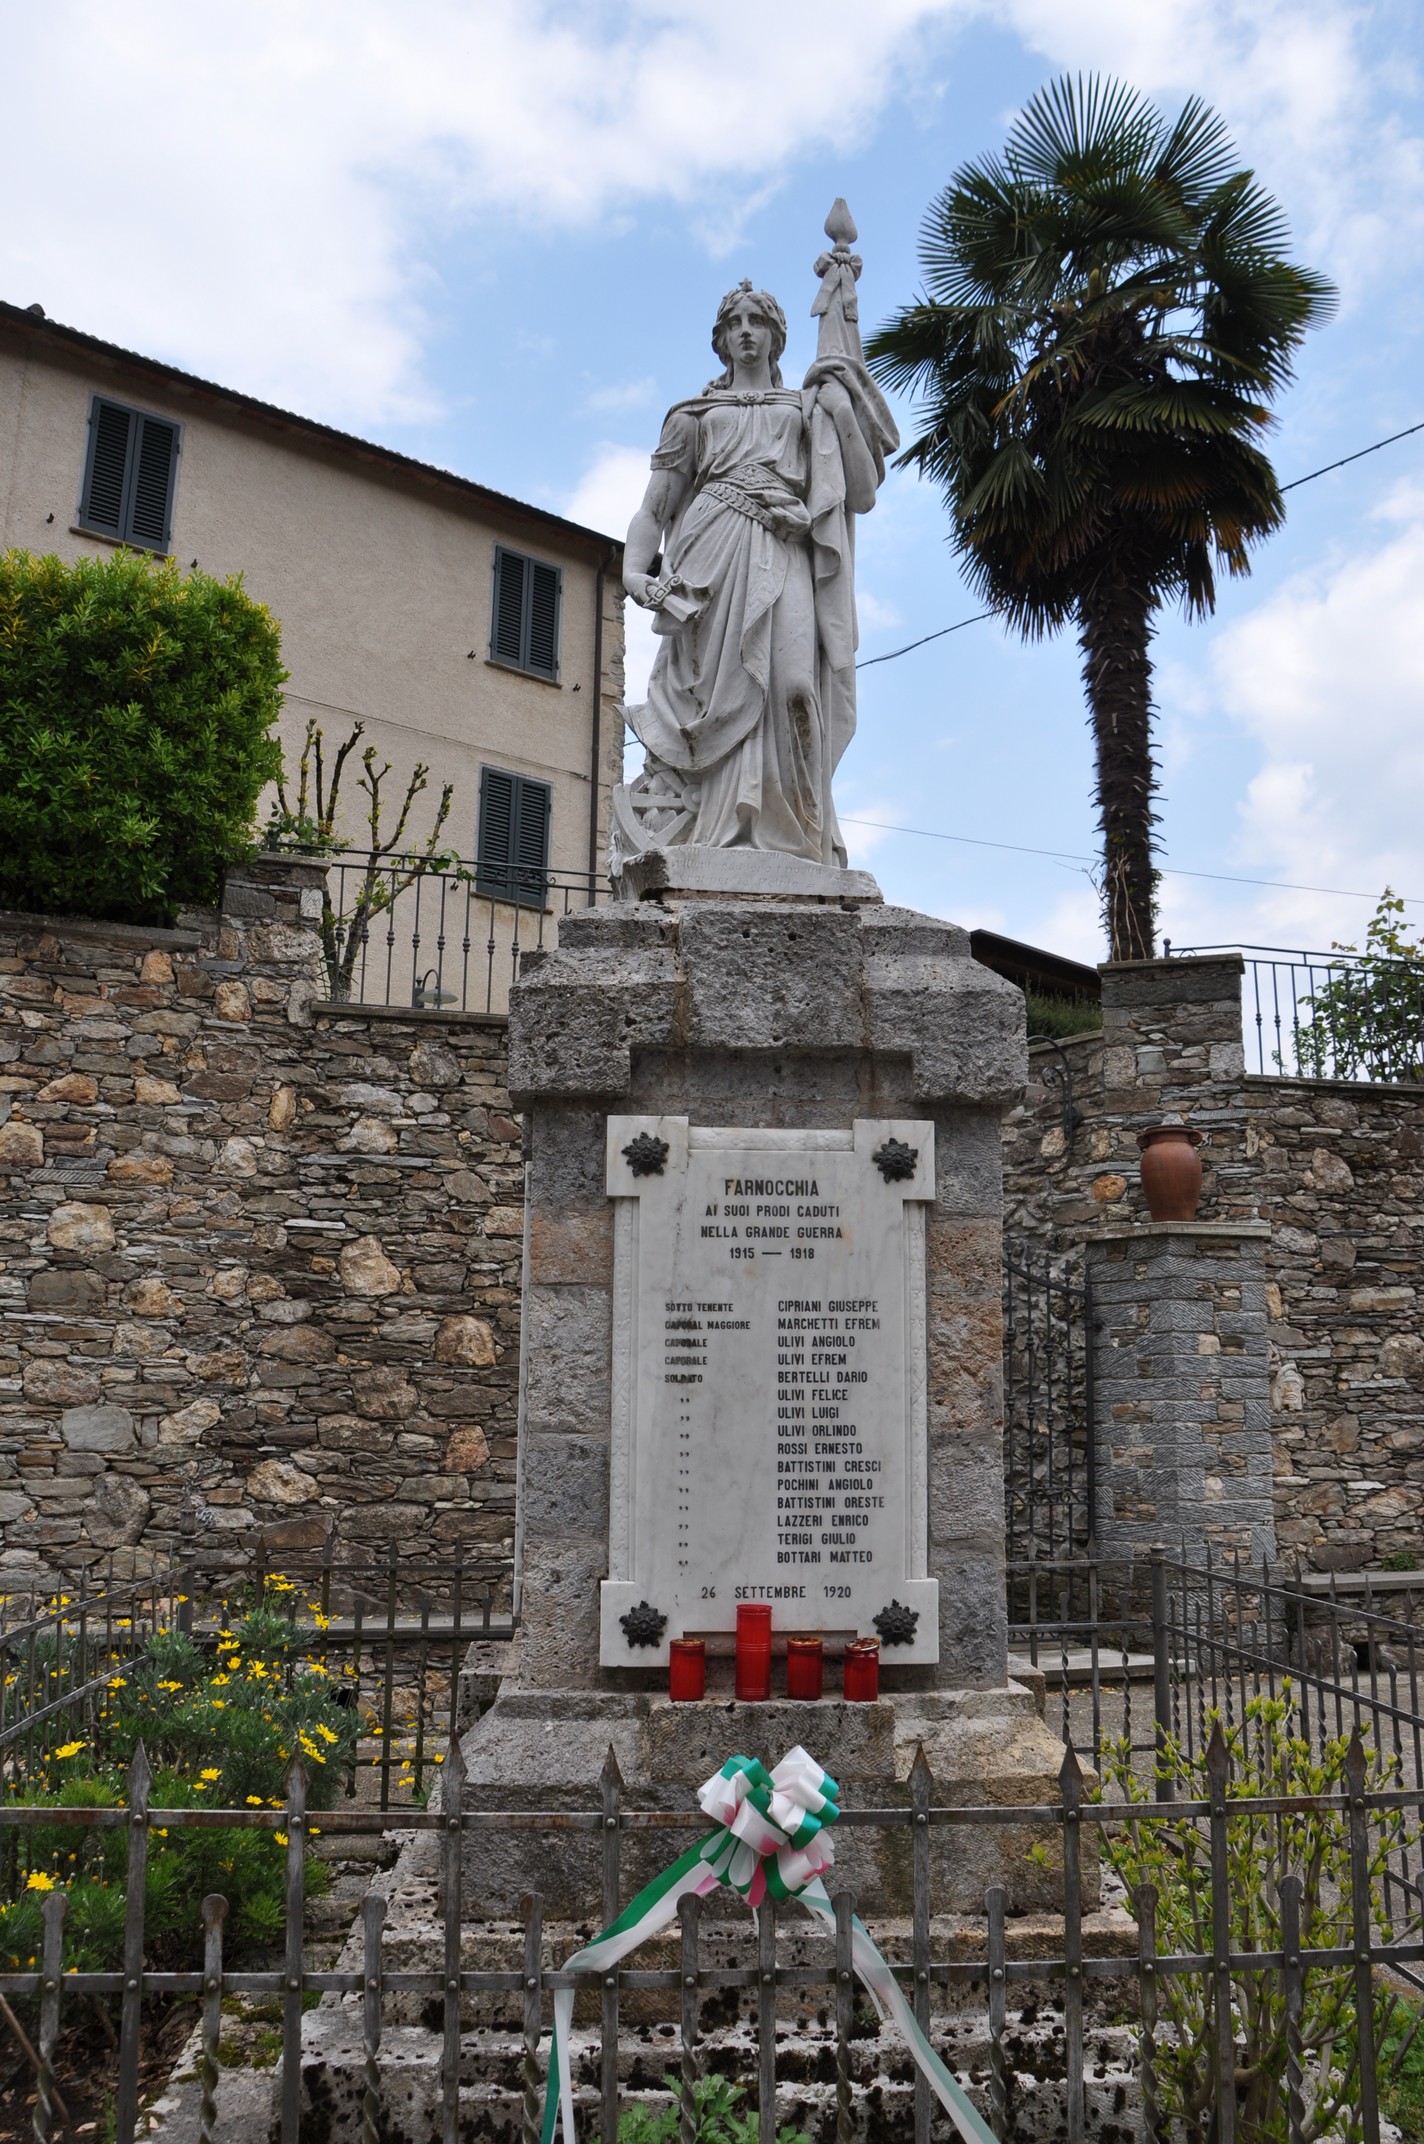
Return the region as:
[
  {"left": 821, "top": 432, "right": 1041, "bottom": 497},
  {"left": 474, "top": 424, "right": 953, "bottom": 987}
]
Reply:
[{"left": 611, "top": 203, "right": 898, "bottom": 884}]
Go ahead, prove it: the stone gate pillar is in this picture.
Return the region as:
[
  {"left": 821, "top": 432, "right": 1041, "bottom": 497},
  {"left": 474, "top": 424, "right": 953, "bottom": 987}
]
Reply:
[{"left": 1087, "top": 1219, "right": 1275, "bottom": 1565}]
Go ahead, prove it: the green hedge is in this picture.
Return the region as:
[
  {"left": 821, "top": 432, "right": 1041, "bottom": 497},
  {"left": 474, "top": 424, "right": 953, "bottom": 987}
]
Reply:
[{"left": 0, "top": 547, "right": 285, "bottom": 922}]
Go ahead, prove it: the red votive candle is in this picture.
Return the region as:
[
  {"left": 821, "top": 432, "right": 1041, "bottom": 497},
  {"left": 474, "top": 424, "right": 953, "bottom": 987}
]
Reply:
[
  {"left": 668, "top": 1638, "right": 706, "bottom": 1703},
  {"left": 735, "top": 1603, "right": 772, "bottom": 1701},
  {"left": 843, "top": 1638, "right": 880, "bottom": 1703},
  {"left": 785, "top": 1635, "right": 824, "bottom": 1701}
]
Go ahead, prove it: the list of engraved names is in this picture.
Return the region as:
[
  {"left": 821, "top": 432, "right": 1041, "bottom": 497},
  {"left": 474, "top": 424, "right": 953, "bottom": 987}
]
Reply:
[{"left": 624, "top": 1132, "right": 926, "bottom": 1643}]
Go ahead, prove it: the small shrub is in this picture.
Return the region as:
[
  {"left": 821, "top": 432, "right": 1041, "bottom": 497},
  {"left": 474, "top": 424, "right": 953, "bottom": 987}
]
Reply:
[
  {"left": 1379, "top": 1996, "right": 1424, "bottom": 2139},
  {"left": 0, "top": 547, "right": 284, "bottom": 922},
  {"left": 97, "top": 1599, "right": 356, "bottom": 1813},
  {"left": 1293, "top": 891, "right": 1424, "bottom": 1084},
  {"left": 1098, "top": 1689, "right": 1414, "bottom": 2143},
  {"left": 1025, "top": 991, "right": 1102, "bottom": 1041},
  {"left": 619, "top": 2073, "right": 810, "bottom": 2144},
  {"left": 0, "top": 1591, "right": 355, "bottom": 1973},
  {"left": 264, "top": 716, "right": 462, "bottom": 1000}
]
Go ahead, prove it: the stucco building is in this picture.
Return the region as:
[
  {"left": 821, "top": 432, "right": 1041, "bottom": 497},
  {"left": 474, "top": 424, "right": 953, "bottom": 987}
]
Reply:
[{"left": 0, "top": 298, "right": 625, "bottom": 929}]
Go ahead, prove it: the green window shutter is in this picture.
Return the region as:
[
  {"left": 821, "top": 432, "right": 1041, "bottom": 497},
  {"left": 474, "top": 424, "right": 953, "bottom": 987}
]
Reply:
[
  {"left": 490, "top": 545, "right": 562, "bottom": 678},
  {"left": 512, "top": 775, "right": 551, "bottom": 896},
  {"left": 491, "top": 548, "right": 527, "bottom": 665},
  {"left": 82, "top": 400, "right": 134, "bottom": 534},
  {"left": 477, "top": 766, "right": 516, "bottom": 888},
  {"left": 476, "top": 767, "right": 550, "bottom": 901},
  {"left": 128, "top": 415, "right": 180, "bottom": 547},
  {"left": 79, "top": 397, "right": 180, "bottom": 548},
  {"left": 526, "top": 560, "right": 562, "bottom": 679}
]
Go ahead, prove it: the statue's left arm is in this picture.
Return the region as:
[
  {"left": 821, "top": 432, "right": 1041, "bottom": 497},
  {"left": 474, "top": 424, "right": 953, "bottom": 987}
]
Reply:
[{"left": 802, "top": 361, "right": 889, "bottom": 513}]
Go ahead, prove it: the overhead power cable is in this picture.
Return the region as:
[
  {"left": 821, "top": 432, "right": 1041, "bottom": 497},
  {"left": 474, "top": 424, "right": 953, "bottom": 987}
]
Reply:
[
  {"left": 1278, "top": 417, "right": 1424, "bottom": 492},
  {"left": 854, "top": 417, "right": 1424, "bottom": 671},
  {"left": 854, "top": 611, "right": 994, "bottom": 669},
  {"left": 838, "top": 814, "right": 1424, "bottom": 907}
]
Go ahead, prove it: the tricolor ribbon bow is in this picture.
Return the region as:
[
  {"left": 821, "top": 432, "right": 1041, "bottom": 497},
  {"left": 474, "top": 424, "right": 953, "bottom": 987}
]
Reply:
[
  {"left": 541, "top": 1747, "right": 994, "bottom": 2144},
  {"left": 693, "top": 1748, "right": 839, "bottom": 1902}
]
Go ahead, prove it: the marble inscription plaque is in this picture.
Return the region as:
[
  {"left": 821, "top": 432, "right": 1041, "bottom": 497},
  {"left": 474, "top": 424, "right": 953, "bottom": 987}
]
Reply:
[{"left": 601, "top": 1118, "right": 939, "bottom": 1666}]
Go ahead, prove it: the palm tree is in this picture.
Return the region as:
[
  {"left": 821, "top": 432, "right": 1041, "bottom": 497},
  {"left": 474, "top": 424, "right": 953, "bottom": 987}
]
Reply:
[{"left": 867, "top": 76, "right": 1334, "bottom": 960}]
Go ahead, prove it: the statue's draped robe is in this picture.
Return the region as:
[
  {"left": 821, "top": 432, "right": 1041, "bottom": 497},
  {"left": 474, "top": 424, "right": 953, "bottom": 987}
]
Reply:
[{"left": 623, "top": 356, "right": 897, "bottom": 865}]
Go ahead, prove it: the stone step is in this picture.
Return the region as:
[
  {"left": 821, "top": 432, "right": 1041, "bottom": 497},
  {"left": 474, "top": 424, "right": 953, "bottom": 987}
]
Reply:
[
  {"left": 317, "top": 1868, "right": 1137, "bottom": 2033},
  {"left": 296, "top": 2019, "right": 1142, "bottom": 2144},
  {"left": 145, "top": 2003, "right": 1142, "bottom": 2144}
]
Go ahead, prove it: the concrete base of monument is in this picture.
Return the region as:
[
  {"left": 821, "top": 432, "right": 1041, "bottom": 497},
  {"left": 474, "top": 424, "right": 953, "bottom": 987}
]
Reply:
[
  {"left": 453, "top": 1679, "right": 1087, "bottom": 1917},
  {"left": 610, "top": 843, "right": 883, "bottom": 903}
]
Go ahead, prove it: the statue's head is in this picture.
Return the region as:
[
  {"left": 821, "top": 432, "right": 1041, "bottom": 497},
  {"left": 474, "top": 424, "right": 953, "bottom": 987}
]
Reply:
[{"left": 707, "top": 279, "right": 786, "bottom": 390}]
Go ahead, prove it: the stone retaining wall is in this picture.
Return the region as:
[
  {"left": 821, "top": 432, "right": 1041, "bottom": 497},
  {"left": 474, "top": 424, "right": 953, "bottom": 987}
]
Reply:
[
  {"left": 1002, "top": 956, "right": 1424, "bottom": 1569},
  {"left": 9, "top": 900, "right": 1418, "bottom": 1587},
  {"left": 0, "top": 859, "right": 522, "bottom": 1589}
]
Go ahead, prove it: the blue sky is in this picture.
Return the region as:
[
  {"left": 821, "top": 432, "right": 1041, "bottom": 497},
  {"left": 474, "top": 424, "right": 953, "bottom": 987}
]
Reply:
[{"left": 6, "top": 0, "right": 1424, "bottom": 961}]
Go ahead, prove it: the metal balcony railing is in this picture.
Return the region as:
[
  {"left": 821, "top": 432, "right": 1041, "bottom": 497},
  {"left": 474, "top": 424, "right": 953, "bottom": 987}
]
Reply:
[
  {"left": 1165, "top": 941, "right": 1424, "bottom": 1084},
  {"left": 320, "top": 853, "right": 607, "bottom": 1016}
]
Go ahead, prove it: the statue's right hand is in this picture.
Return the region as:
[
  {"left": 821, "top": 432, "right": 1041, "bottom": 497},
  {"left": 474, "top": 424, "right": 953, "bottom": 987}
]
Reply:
[{"left": 622, "top": 571, "right": 656, "bottom": 608}]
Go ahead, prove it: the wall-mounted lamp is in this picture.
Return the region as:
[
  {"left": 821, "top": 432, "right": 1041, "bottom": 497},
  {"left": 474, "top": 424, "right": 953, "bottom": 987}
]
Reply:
[
  {"left": 412, "top": 971, "right": 457, "bottom": 1010},
  {"left": 1026, "top": 1032, "right": 1085, "bottom": 1154}
]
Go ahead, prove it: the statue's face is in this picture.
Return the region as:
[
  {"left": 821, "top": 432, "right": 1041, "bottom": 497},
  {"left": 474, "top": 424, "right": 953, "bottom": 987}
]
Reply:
[{"left": 721, "top": 301, "right": 775, "bottom": 371}]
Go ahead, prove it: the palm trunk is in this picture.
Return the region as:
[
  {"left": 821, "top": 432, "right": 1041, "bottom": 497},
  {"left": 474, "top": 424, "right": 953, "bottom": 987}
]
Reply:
[{"left": 1077, "top": 562, "right": 1159, "bottom": 963}]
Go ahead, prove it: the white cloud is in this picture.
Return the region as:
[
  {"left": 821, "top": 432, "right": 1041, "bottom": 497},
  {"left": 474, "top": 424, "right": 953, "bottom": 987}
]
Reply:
[
  {"left": 839, "top": 806, "right": 909, "bottom": 870},
  {"left": 995, "top": 0, "right": 1424, "bottom": 306},
  {"left": 1157, "top": 482, "right": 1424, "bottom": 949},
  {"left": 585, "top": 378, "right": 660, "bottom": 414},
  {"left": 10, "top": 0, "right": 1414, "bottom": 436},
  {"left": 566, "top": 442, "right": 662, "bottom": 699},
  {"left": 565, "top": 444, "right": 650, "bottom": 540},
  {"left": 3, "top": 0, "right": 962, "bottom": 427},
  {"left": 857, "top": 592, "right": 905, "bottom": 633},
  {"left": 1017, "top": 881, "right": 1103, "bottom": 966}
]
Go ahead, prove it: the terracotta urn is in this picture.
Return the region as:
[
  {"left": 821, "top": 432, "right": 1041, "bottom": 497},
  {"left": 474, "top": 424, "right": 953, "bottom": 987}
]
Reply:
[{"left": 1136, "top": 1124, "right": 1204, "bottom": 1222}]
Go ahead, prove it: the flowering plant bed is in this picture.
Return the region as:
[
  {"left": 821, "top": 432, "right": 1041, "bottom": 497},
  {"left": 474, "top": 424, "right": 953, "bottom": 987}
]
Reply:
[{"left": 0, "top": 1593, "right": 356, "bottom": 1974}]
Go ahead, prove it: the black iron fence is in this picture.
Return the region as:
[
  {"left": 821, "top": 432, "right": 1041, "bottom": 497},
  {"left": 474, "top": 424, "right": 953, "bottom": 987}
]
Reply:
[
  {"left": 322, "top": 852, "right": 606, "bottom": 1015},
  {"left": 1012, "top": 1547, "right": 1424, "bottom": 1970},
  {"left": 4, "top": 1727, "right": 1422, "bottom": 2144},
  {"left": 0, "top": 1549, "right": 512, "bottom": 1813},
  {"left": 1002, "top": 1241, "right": 1095, "bottom": 1594},
  {"left": 1164, "top": 940, "right": 1424, "bottom": 1083},
  {"left": 5, "top": 1553, "right": 1424, "bottom": 2143}
]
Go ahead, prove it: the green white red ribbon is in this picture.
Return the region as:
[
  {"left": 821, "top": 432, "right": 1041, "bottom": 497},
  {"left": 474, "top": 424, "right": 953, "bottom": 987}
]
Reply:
[{"left": 541, "top": 1746, "right": 996, "bottom": 2144}]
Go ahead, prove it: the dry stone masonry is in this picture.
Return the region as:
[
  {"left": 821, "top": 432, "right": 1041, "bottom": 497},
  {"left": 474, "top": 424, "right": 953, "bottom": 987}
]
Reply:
[
  {"left": 0, "top": 859, "right": 521, "bottom": 1588},
  {"left": 1002, "top": 954, "right": 1424, "bottom": 1570},
  {"left": 6, "top": 899, "right": 1419, "bottom": 1591}
]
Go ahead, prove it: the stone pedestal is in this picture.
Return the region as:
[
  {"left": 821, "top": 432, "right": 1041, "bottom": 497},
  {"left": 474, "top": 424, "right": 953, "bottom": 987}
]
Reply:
[
  {"left": 456, "top": 887, "right": 1072, "bottom": 1912},
  {"left": 1087, "top": 1220, "right": 1276, "bottom": 1565}
]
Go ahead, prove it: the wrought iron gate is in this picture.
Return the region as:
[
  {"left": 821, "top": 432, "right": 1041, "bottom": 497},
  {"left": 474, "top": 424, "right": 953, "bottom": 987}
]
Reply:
[{"left": 1002, "top": 1240, "right": 1094, "bottom": 1597}]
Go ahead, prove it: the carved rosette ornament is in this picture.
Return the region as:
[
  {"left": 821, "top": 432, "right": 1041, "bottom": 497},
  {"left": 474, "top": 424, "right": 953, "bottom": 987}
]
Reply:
[
  {"left": 871, "top": 1138, "right": 918, "bottom": 1184},
  {"left": 622, "top": 1133, "right": 670, "bottom": 1178},
  {"left": 618, "top": 1601, "right": 668, "bottom": 1648},
  {"left": 873, "top": 1599, "right": 920, "bottom": 1647}
]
